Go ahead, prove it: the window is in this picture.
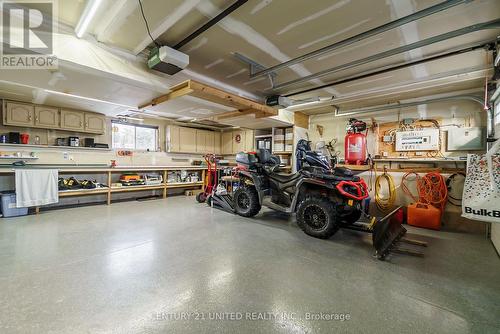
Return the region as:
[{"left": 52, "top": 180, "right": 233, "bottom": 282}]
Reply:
[{"left": 112, "top": 121, "right": 158, "bottom": 151}]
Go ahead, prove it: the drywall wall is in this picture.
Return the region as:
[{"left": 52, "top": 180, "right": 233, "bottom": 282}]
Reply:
[
  {"left": 0, "top": 109, "right": 216, "bottom": 206},
  {"left": 305, "top": 100, "right": 489, "bottom": 233},
  {"left": 0, "top": 111, "right": 212, "bottom": 167},
  {"left": 308, "top": 100, "right": 485, "bottom": 159}
]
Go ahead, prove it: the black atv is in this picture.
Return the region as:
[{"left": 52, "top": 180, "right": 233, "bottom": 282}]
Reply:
[
  {"left": 222, "top": 149, "right": 422, "bottom": 259},
  {"left": 233, "top": 149, "right": 369, "bottom": 239}
]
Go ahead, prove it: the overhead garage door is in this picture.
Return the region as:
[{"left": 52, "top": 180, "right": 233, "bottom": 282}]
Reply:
[{"left": 491, "top": 86, "right": 500, "bottom": 253}]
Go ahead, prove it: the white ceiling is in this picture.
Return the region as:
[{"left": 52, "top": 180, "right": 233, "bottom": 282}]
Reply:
[
  {"left": 0, "top": 0, "right": 498, "bottom": 128},
  {"left": 63, "top": 0, "right": 499, "bottom": 100}
]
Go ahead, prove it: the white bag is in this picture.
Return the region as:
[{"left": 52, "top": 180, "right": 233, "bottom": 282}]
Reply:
[{"left": 462, "top": 140, "right": 500, "bottom": 223}]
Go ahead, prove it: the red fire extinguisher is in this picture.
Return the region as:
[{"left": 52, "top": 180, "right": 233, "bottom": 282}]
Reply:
[{"left": 344, "top": 118, "right": 367, "bottom": 165}]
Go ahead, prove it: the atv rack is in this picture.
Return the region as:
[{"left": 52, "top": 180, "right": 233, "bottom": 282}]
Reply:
[{"left": 343, "top": 206, "right": 427, "bottom": 260}]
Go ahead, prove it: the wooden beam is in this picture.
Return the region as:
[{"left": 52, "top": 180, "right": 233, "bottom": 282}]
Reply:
[
  {"left": 139, "top": 81, "right": 194, "bottom": 109},
  {"left": 254, "top": 111, "right": 272, "bottom": 118},
  {"left": 188, "top": 80, "right": 276, "bottom": 115},
  {"left": 139, "top": 80, "right": 278, "bottom": 117},
  {"left": 294, "top": 111, "right": 309, "bottom": 129}
]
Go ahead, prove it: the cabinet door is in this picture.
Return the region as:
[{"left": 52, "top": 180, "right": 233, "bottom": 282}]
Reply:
[
  {"left": 4, "top": 102, "right": 34, "bottom": 126},
  {"left": 196, "top": 130, "right": 206, "bottom": 153},
  {"left": 245, "top": 130, "right": 254, "bottom": 151},
  {"left": 84, "top": 113, "right": 106, "bottom": 134},
  {"left": 60, "top": 109, "right": 84, "bottom": 131},
  {"left": 34, "top": 106, "right": 59, "bottom": 129},
  {"left": 205, "top": 131, "right": 215, "bottom": 153},
  {"left": 232, "top": 130, "right": 246, "bottom": 153},
  {"left": 222, "top": 131, "right": 233, "bottom": 155},
  {"left": 167, "top": 125, "right": 180, "bottom": 152},
  {"left": 214, "top": 132, "right": 221, "bottom": 154},
  {"left": 179, "top": 127, "right": 197, "bottom": 153}
]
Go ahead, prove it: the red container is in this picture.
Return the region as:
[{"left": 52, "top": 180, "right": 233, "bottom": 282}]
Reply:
[
  {"left": 20, "top": 133, "right": 29, "bottom": 144},
  {"left": 344, "top": 132, "right": 366, "bottom": 164},
  {"left": 407, "top": 202, "right": 441, "bottom": 230}
]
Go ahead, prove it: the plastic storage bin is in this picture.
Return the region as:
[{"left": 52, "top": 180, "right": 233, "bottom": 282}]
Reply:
[
  {"left": 407, "top": 202, "right": 441, "bottom": 230},
  {"left": 1, "top": 191, "right": 28, "bottom": 218}
]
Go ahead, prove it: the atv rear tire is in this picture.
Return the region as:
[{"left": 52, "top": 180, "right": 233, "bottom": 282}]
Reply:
[
  {"left": 297, "top": 197, "right": 339, "bottom": 239},
  {"left": 196, "top": 192, "right": 207, "bottom": 203},
  {"left": 233, "top": 186, "right": 261, "bottom": 217}
]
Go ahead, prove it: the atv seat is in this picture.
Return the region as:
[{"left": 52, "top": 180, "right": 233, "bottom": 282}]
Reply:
[
  {"left": 333, "top": 167, "right": 354, "bottom": 177},
  {"left": 256, "top": 149, "right": 281, "bottom": 166},
  {"left": 303, "top": 166, "right": 360, "bottom": 182}
]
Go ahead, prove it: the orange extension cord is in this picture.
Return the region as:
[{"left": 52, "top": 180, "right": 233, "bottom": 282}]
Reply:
[{"left": 402, "top": 171, "right": 448, "bottom": 211}]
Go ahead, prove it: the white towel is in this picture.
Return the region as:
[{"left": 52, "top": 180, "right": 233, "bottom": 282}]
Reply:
[{"left": 15, "top": 169, "right": 59, "bottom": 207}]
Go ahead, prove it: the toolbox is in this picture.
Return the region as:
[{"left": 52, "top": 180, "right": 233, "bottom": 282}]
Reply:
[
  {"left": 144, "top": 174, "right": 163, "bottom": 185},
  {"left": 119, "top": 173, "right": 145, "bottom": 186}
]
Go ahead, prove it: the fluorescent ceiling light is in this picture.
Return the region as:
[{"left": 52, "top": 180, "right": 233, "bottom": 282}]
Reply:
[
  {"left": 75, "top": 0, "right": 104, "bottom": 38},
  {"left": 44, "top": 88, "right": 134, "bottom": 108},
  {"left": 117, "top": 115, "right": 144, "bottom": 122}
]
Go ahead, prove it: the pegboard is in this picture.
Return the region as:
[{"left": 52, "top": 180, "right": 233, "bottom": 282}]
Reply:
[{"left": 377, "top": 120, "right": 444, "bottom": 158}]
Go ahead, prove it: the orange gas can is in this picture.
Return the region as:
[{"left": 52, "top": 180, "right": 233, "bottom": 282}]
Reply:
[{"left": 407, "top": 202, "right": 441, "bottom": 230}]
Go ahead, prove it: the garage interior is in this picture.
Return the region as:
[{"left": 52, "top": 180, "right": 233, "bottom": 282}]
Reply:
[{"left": 0, "top": 0, "right": 499, "bottom": 333}]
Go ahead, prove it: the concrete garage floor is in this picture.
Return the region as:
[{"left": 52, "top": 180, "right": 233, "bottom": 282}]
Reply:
[{"left": 0, "top": 197, "right": 499, "bottom": 334}]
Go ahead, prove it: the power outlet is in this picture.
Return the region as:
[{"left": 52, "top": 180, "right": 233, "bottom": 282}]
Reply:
[{"left": 382, "top": 135, "right": 393, "bottom": 142}]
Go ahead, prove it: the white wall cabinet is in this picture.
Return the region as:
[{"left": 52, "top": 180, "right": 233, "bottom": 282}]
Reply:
[
  {"left": 60, "top": 109, "right": 85, "bottom": 132},
  {"left": 168, "top": 126, "right": 221, "bottom": 154},
  {"left": 167, "top": 125, "right": 181, "bottom": 152},
  {"left": 4, "top": 102, "right": 35, "bottom": 127},
  {"left": 34, "top": 106, "right": 59, "bottom": 129},
  {"left": 3, "top": 100, "right": 105, "bottom": 134},
  {"left": 84, "top": 113, "right": 106, "bottom": 134},
  {"left": 196, "top": 130, "right": 206, "bottom": 153},
  {"left": 222, "top": 131, "right": 233, "bottom": 155},
  {"left": 205, "top": 131, "right": 215, "bottom": 153},
  {"left": 220, "top": 129, "right": 254, "bottom": 155},
  {"left": 214, "top": 132, "right": 221, "bottom": 154},
  {"left": 245, "top": 129, "right": 254, "bottom": 151},
  {"left": 232, "top": 130, "right": 246, "bottom": 153},
  {"left": 179, "top": 127, "right": 197, "bottom": 153}
]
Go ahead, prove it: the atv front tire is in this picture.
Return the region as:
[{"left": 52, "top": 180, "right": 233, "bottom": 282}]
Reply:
[
  {"left": 297, "top": 197, "right": 339, "bottom": 239},
  {"left": 233, "top": 186, "right": 261, "bottom": 217},
  {"left": 339, "top": 209, "right": 362, "bottom": 225}
]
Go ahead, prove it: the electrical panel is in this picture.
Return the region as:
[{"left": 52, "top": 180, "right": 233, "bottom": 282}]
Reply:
[
  {"left": 446, "top": 127, "right": 485, "bottom": 151},
  {"left": 395, "top": 129, "right": 440, "bottom": 151}
]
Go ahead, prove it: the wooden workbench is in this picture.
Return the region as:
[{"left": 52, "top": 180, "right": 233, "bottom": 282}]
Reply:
[{"left": 0, "top": 165, "right": 207, "bottom": 207}]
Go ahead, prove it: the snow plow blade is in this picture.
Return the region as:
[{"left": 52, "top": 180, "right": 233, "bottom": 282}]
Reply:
[{"left": 372, "top": 207, "right": 407, "bottom": 260}]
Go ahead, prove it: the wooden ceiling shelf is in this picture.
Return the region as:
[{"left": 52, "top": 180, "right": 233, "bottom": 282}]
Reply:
[{"left": 139, "top": 80, "right": 277, "bottom": 119}]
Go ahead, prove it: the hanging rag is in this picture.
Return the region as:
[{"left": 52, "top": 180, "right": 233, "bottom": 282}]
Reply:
[{"left": 15, "top": 169, "right": 59, "bottom": 207}]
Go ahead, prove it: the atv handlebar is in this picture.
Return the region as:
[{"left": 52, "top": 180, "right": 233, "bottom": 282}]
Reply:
[{"left": 335, "top": 179, "right": 369, "bottom": 201}]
